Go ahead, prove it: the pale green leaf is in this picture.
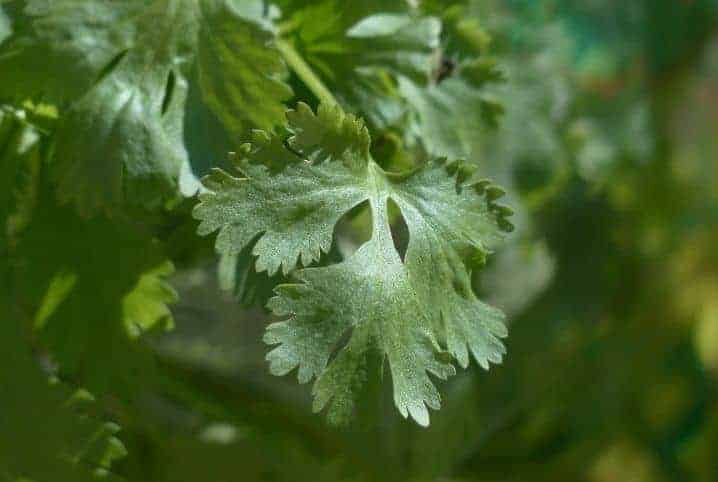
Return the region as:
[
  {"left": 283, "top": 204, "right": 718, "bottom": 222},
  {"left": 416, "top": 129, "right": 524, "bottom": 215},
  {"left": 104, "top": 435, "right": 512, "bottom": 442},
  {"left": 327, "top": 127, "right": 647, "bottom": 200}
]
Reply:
[
  {"left": 194, "top": 103, "right": 513, "bottom": 426},
  {"left": 399, "top": 58, "right": 504, "bottom": 159}
]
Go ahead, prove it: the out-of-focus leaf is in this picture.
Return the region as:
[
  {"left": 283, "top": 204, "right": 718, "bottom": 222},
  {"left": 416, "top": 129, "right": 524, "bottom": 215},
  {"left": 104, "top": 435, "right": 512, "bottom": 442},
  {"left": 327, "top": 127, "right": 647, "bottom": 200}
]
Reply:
[
  {"left": 0, "top": 316, "right": 127, "bottom": 481},
  {"left": 0, "top": 0, "right": 291, "bottom": 216},
  {"left": 399, "top": 58, "right": 504, "bottom": 159},
  {"left": 279, "top": 0, "right": 439, "bottom": 129},
  {"left": 15, "top": 186, "right": 177, "bottom": 397}
]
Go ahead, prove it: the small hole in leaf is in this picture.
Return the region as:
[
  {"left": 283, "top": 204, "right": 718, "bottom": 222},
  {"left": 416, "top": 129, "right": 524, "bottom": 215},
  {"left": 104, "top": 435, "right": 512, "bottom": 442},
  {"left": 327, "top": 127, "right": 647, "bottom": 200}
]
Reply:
[
  {"left": 331, "top": 200, "right": 372, "bottom": 259},
  {"left": 387, "top": 199, "right": 409, "bottom": 262},
  {"left": 161, "top": 70, "right": 176, "bottom": 115}
]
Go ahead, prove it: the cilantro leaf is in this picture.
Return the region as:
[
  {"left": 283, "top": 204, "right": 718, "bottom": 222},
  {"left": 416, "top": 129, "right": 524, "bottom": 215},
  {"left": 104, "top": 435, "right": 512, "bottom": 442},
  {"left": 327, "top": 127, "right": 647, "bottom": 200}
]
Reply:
[
  {"left": 399, "top": 59, "right": 504, "bottom": 159},
  {"left": 278, "top": 0, "right": 439, "bottom": 129},
  {"left": 194, "top": 104, "right": 512, "bottom": 426},
  {"left": 0, "top": 311, "right": 126, "bottom": 481},
  {"left": 0, "top": 0, "right": 142, "bottom": 103},
  {"left": 0, "top": 0, "right": 291, "bottom": 216},
  {"left": 217, "top": 242, "right": 286, "bottom": 308},
  {"left": 1, "top": 123, "right": 125, "bottom": 480},
  {"left": 15, "top": 186, "right": 177, "bottom": 397}
]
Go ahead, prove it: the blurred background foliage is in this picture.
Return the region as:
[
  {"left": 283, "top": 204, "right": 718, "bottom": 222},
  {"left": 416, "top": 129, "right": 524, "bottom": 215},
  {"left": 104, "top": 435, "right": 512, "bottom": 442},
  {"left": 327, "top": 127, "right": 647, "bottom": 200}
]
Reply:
[{"left": 3, "top": 0, "right": 718, "bottom": 480}]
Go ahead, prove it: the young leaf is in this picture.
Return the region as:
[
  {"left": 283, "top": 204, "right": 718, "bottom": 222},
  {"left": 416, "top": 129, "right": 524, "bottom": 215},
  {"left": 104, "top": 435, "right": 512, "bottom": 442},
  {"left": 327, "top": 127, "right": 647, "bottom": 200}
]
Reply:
[{"left": 194, "top": 103, "right": 513, "bottom": 426}]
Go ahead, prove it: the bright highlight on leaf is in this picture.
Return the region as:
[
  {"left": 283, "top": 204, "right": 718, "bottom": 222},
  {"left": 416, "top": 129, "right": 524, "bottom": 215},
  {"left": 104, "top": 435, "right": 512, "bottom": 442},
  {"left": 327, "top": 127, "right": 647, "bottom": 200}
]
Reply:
[{"left": 194, "top": 103, "right": 513, "bottom": 426}]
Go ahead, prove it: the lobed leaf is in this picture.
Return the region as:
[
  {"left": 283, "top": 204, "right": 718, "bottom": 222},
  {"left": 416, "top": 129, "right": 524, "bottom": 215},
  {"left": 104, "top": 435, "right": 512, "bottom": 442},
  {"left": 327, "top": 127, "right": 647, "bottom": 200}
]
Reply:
[{"left": 195, "top": 103, "right": 513, "bottom": 426}]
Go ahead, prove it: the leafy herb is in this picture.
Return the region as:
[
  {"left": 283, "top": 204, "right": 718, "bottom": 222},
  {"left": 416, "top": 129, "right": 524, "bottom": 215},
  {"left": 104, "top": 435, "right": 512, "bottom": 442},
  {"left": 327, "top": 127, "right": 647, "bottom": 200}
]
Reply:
[{"left": 194, "top": 103, "right": 512, "bottom": 425}]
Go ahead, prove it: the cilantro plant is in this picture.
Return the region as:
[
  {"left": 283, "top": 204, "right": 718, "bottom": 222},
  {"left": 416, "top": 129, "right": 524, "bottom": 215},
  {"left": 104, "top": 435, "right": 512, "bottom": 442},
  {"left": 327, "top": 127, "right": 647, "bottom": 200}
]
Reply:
[{"left": 0, "top": 0, "right": 517, "bottom": 478}]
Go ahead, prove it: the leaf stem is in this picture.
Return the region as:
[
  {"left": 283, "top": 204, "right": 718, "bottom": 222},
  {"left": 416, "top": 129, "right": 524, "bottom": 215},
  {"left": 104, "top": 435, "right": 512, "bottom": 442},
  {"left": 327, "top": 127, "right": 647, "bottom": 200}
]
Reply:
[{"left": 276, "top": 39, "right": 339, "bottom": 107}]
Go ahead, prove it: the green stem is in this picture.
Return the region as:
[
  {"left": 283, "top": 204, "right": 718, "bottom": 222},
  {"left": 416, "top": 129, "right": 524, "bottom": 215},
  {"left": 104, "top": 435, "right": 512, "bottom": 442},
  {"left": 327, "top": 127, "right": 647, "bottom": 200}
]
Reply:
[{"left": 276, "top": 39, "right": 338, "bottom": 107}]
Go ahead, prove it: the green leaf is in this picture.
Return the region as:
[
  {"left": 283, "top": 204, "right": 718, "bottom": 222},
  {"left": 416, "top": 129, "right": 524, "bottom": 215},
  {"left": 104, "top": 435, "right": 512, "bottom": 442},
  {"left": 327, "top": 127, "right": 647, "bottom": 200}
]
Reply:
[
  {"left": 217, "top": 246, "right": 285, "bottom": 308},
  {"left": 0, "top": 106, "right": 41, "bottom": 243},
  {"left": 399, "top": 58, "right": 505, "bottom": 159},
  {"left": 15, "top": 186, "right": 177, "bottom": 397},
  {"left": 0, "top": 0, "right": 291, "bottom": 216},
  {"left": 472, "top": 23, "right": 579, "bottom": 207},
  {"left": 279, "top": 0, "right": 440, "bottom": 129},
  {"left": 0, "top": 106, "right": 125, "bottom": 482},
  {"left": 52, "top": 42, "right": 190, "bottom": 217},
  {"left": 0, "top": 313, "right": 126, "bottom": 481},
  {"left": 194, "top": 103, "right": 512, "bottom": 426},
  {"left": 418, "top": 0, "right": 493, "bottom": 58},
  {"left": 0, "top": 5, "right": 10, "bottom": 44},
  {"left": 1, "top": 205, "right": 125, "bottom": 479},
  {"left": 0, "top": 0, "right": 142, "bottom": 103},
  {"left": 195, "top": 1, "right": 291, "bottom": 143}
]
